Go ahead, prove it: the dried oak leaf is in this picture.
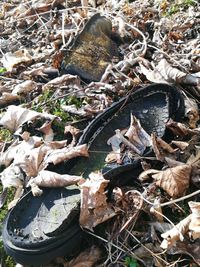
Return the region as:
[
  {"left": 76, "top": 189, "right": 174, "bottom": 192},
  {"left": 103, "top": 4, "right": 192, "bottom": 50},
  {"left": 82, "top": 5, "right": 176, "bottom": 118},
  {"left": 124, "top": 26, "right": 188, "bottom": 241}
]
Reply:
[
  {"left": 64, "top": 125, "right": 81, "bottom": 146},
  {"left": 12, "top": 80, "right": 38, "bottom": 96},
  {"left": 0, "top": 105, "right": 56, "bottom": 133},
  {"left": 161, "top": 201, "right": 200, "bottom": 249},
  {"left": 37, "top": 120, "right": 54, "bottom": 142},
  {"left": 79, "top": 172, "right": 117, "bottom": 230},
  {"left": 106, "top": 131, "right": 122, "bottom": 163},
  {"left": 27, "top": 170, "right": 82, "bottom": 196}
]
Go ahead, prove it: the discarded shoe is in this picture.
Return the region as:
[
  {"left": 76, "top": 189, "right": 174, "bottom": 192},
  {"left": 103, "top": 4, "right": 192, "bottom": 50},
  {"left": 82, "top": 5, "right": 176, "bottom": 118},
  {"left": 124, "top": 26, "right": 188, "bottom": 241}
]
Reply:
[
  {"left": 2, "top": 83, "right": 185, "bottom": 265},
  {"left": 60, "top": 13, "right": 119, "bottom": 82}
]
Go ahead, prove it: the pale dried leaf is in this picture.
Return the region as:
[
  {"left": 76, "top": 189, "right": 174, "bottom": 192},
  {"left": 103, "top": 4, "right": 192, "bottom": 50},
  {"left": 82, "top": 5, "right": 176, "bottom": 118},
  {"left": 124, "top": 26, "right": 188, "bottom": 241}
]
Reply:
[
  {"left": 1, "top": 50, "right": 33, "bottom": 71},
  {"left": 64, "top": 125, "right": 81, "bottom": 146},
  {"left": 160, "top": 216, "right": 190, "bottom": 249},
  {"left": 139, "top": 58, "right": 200, "bottom": 85},
  {"left": 0, "top": 105, "right": 56, "bottom": 132},
  {"left": 125, "top": 114, "right": 152, "bottom": 153},
  {"left": 42, "top": 74, "right": 81, "bottom": 91},
  {"left": 37, "top": 120, "right": 54, "bottom": 141},
  {"left": 43, "top": 144, "right": 89, "bottom": 166},
  {"left": 171, "top": 140, "right": 189, "bottom": 150},
  {"left": 27, "top": 170, "right": 82, "bottom": 196},
  {"left": 161, "top": 201, "right": 200, "bottom": 249},
  {"left": 0, "top": 164, "right": 24, "bottom": 189},
  {"left": 152, "top": 164, "right": 191, "bottom": 197},
  {"left": 107, "top": 132, "right": 122, "bottom": 163},
  {"left": 138, "top": 169, "right": 160, "bottom": 182},
  {"left": 12, "top": 80, "right": 38, "bottom": 95},
  {"left": 79, "top": 172, "right": 116, "bottom": 230}
]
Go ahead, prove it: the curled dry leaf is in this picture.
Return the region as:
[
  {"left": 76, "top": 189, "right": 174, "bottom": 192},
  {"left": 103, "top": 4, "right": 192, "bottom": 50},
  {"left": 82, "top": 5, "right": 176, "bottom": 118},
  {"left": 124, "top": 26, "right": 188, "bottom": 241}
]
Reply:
[
  {"left": 0, "top": 105, "right": 56, "bottom": 132},
  {"left": 37, "top": 120, "right": 54, "bottom": 142},
  {"left": 171, "top": 140, "right": 189, "bottom": 150},
  {"left": 125, "top": 114, "right": 152, "bottom": 154},
  {"left": 151, "top": 132, "right": 177, "bottom": 161},
  {"left": 1, "top": 50, "right": 33, "bottom": 71},
  {"left": 27, "top": 170, "right": 82, "bottom": 196},
  {"left": 166, "top": 119, "right": 199, "bottom": 137},
  {"left": 43, "top": 144, "right": 89, "bottom": 166},
  {"left": 161, "top": 201, "right": 200, "bottom": 249},
  {"left": 64, "top": 125, "right": 81, "bottom": 146},
  {"left": 139, "top": 58, "right": 200, "bottom": 85},
  {"left": 79, "top": 172, "right": 116, "bottom": 230}
]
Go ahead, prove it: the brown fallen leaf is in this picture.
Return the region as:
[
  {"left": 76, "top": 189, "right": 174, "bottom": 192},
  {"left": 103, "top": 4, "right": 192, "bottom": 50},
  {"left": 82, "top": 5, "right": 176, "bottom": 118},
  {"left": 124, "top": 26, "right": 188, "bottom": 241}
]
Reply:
[
  {"left": 166, "top": 119, "right": 199, "bottom": 137},
  {"left": 161, "top": 201, "right": 200, "bottom": 249},
  {"left": 152, "top": 164, "right": 191, "bottom": 198},
  {"left": 139, "top": 165, "right": 191, "bottom": 198},
  {"left": 55, "top": 246, "right": 101, "bottom": 267},
  {"left": 27, "top": 170, "right": 82, "bottom": 196},
  {"left": 171, "top": 140, "right": 189, "bottom": 150},
  {"left": 43, "top": 144, "right": 89, "bottom": 166},
  {"left": 79, "top": 172, "right": 117, "bottom": 230},
  {"left": 151, "top": 132, "right": 177, "bottom": 161},
  {"left": 0, "top": 92, "right": 20, "bottom": 107}
]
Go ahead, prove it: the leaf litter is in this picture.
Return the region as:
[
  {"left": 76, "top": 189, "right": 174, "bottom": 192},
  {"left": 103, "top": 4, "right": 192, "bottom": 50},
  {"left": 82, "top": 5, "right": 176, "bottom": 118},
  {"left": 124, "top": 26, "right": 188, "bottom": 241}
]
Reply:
[{"left": 0, "top": 0, "right": 200, "bottom": 266}]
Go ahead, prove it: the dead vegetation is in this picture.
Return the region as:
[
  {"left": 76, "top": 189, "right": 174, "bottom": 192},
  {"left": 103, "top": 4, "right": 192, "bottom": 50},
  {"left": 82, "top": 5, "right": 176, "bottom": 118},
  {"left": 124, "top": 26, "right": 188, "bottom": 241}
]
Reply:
[{"left": 0, "top": 0, "right": 200, "bottom": 266}]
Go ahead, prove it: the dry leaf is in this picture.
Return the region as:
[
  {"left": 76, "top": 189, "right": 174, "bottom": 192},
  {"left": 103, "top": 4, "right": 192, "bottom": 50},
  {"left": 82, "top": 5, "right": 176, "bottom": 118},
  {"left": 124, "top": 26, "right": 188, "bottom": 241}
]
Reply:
[
  {"left": 63, "top": 246, "right": 101, "bottom": 267},
  {"left": 185, "top": 97, "right": 199, "bottom": 129},
  {"left": 151, "top": 132, "right": 177, "bottom": 161},
  {"left": 166, "top": 119, "right": 199, "bottom": 137},
  {"left": 139, "top": 58, "right": 200, "bottom": 85},
  {"left": 79, "top": 172, "right": 116, "bottom": 230},
  {"left": 161, "top": 201, "right": 200, "bottom": 249},
  {"left": 125, "top": 114, "right": 152, "bottom": 154},
  {"left": 1, "top": 50, "right": 33, "bottom": 71},
  {"left": 152, "top": 164, "right": 191, "bottom": 197},
  {"left": 0, "top": 105, "right": 56, "bottom": 132},
  {"left": 43, "top": 144, "right": 89, "bottom": 166},
  {"left": 42, "top": 74, "right": 81, "bottom": 91},
  {"left": 107, "top": 131, "right": 122, "bottom": 163},
  {"left": 37, "top": 120, "right": 54, "bottom": 142},
  {"left": 64, "top": 125, "right": 81, "bottom": 146},
  {"left": 12, "top": 80, "right": 38, "bottom": 96},
  {"left": 27, "top": 170, "right": 82, "bottom": 196},
  {"left": 150, "top": 198, "right": 164, "bottom": 222},
  {"left": 171, "top": 140, "right": 189, "bottom": 150},
  {"left": 139, "top": 169, "right": 160, "bottom": 182},
  {"left": 0, "top": 92, "right": 20, "bottom": 107}
]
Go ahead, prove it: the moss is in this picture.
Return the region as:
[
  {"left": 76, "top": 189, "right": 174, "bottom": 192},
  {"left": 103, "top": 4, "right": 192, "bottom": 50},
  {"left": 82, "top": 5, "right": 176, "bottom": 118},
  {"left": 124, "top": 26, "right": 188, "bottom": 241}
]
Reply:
[{"left": 0, "top": 128, "right": 12, "bottom": 142}]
